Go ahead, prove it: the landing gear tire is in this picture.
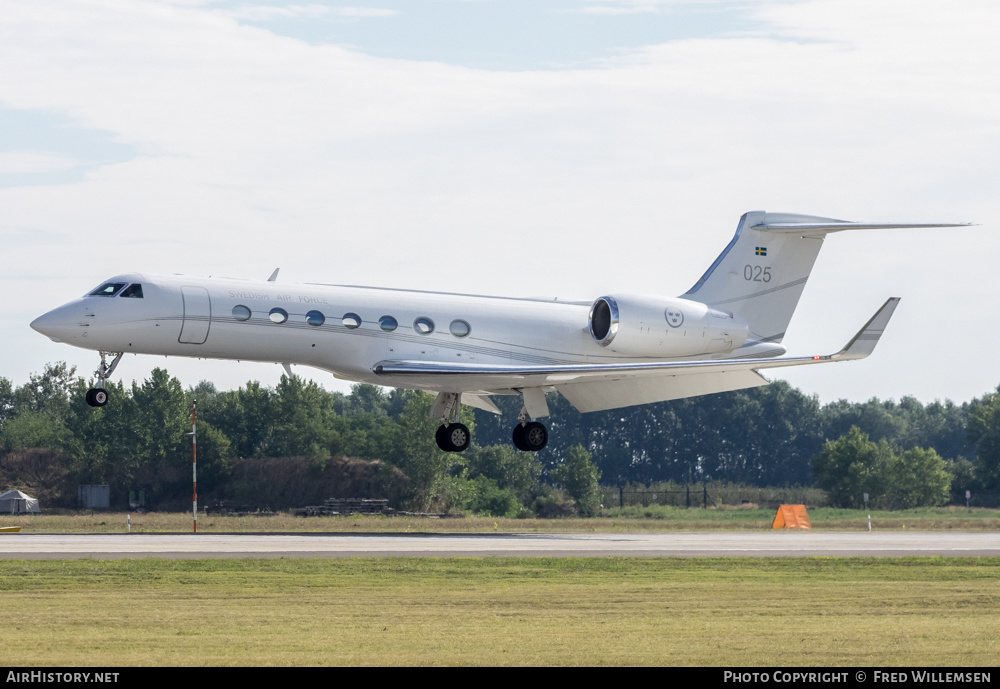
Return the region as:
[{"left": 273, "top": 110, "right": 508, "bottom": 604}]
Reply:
[
  {"left": 85, "top": 389, "right": 108, "bottom": 407},
  {"left": 436, "top": 423, "right": 471, "bottom": 453},
  {"left": 512, "top": 423, "right": 528, "bottom": 451},
  {"left": 513, "top": 422, "right": 547, "bottom": 452}
]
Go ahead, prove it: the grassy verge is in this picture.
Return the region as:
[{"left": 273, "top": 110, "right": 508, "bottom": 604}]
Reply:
[
  {"left": 1, "top": 557, "right": 997, "bottom": 666},
  {"left": 4, "top": 506, "right": 1000, "bottom": 533}
]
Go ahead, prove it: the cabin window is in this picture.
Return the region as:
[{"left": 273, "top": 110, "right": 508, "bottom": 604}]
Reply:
[
  {"left": 269, "top": 307, "right": 288, "bottom": 324},
  {"left": 306, "top": 310, "right": 325, "bottom": 327},
  {"left": 342, "top": 313, "right": 362, "bottom": 329},
  {"left": 120, "top": 284, "right": 144, "bottom": 299},
  {"left": 232, "top": 305, "right": 252, "bottom": 321},
  {"left": 88, "top": 282, "right": 127, "bottom": 297},
  {"left": 414, "top": 317, "right": 435, "bottom": 335},
  {"left": 379, "top": 315, "right": 398, "bottom": 332},
  {"left": 449, "top": 319, "right": 471, "bottom": 338}
]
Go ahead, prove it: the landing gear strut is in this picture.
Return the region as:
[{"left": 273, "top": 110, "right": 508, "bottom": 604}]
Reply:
[
  {"left": 431, "top": 392, "right": 472, "bottom": 453},
  {"left": 85, "top": 351, "right": 123, "bottom": 408}
]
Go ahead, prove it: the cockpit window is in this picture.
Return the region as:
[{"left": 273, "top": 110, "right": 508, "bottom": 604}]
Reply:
[
  {"left": 88, "top": 282, "right": 127, "bottom": 297},
  {"left": 120, "top": 284, "right": 144, "bottom": 299}
]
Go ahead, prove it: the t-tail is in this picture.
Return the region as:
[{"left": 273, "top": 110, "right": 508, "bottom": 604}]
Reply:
[{"left": 682, "top": 211, "right": 970, "bottom": 355}]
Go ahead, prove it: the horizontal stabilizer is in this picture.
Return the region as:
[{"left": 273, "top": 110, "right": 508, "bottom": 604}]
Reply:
[{"left": 755, "top": 217, "right": 973, "bottom": 235}]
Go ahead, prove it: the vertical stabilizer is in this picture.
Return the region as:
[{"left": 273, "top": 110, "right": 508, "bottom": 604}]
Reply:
[{"left": 683, "top": 212, "right": 825, "bottom": 343}]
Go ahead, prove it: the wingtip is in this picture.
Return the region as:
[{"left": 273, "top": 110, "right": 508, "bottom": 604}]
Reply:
[{"left": 834, "top": 297, "right": 900, "bottom": 360}]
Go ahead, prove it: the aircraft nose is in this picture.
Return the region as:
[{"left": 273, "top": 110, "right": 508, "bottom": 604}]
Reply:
[{"left": 31, "top": 303, "right": 83, "bottom": 342}]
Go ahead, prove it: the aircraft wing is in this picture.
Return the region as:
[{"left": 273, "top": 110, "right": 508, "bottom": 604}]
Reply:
[{"left": 372, "top": 298, "right": 899, "bottom": 413}]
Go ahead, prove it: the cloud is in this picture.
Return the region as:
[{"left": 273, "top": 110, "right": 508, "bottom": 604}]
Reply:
[
  {"left": 0, "top": 151, "right": 79, "bottom": 174},
  {"left": 1, "top": 0, "right": 997, "bottom": 403},
  {"left": 572, "top": 0, "right": 727, "bottom": 13},
  {"left": 225, "top": 4, "right": 397, "bottom": 21}
]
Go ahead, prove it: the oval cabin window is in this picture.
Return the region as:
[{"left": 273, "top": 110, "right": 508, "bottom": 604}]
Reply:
[{"left": 449, "top": 319, "right": 471, "bottom": 337}]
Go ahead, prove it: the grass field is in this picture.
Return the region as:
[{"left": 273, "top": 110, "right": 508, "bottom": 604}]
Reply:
[
  {"left": 3, "top": 506, "right": 999, "bottom": 533},
  {"left": 0, "top": 557, "right": 997, "bottom": 666}
]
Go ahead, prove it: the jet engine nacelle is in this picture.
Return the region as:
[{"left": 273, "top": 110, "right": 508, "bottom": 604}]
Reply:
[{"left": 588, "top": 294, "right": 748, "bottom": 358}]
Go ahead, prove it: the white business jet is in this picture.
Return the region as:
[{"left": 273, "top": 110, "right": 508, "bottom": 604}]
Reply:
[{"left": 31, "top": 211, "right": 964, "bottom": 453}]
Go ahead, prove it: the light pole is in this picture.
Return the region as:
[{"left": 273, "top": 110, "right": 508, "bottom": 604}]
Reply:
[{"left": 186, "top": 401, "right": 197, "bottom": 533}]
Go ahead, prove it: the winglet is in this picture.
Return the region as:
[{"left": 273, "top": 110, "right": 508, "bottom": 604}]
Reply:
[
  {"left": 268, "top": 268, "right": 280, "bottom": 282},
  {"left": 831, "top": 297, "right": 900, "bottom": 361}
]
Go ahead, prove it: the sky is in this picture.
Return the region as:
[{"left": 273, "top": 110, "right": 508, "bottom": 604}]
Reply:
[{"left": 1, "top": 0, "right": 997, "bottom": 406}]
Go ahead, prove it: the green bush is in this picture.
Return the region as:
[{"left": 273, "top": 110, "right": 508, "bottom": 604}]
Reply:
[{"left": 468, "top": 476, "right": 522, "bottom": 518}]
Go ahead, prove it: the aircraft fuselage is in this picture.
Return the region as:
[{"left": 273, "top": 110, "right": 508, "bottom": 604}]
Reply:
[{"left": 31, "top": 272, "right": 746, "bottom": 394}]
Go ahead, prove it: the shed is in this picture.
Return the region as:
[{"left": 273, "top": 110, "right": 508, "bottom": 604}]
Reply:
[{"left": 0, "top": 490, "right": 41, "bottom": 514}]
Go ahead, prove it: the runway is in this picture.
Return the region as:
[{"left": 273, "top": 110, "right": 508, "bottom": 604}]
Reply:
[{"left": 1, "top": 531, "right": 998, "bottom": 558}]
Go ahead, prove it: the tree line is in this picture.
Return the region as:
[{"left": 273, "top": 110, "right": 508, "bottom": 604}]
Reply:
[{"left": 2, "top": 362, "right": 999, "bottom": 512}]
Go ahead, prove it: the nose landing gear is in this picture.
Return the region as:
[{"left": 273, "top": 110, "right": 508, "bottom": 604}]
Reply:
[{"left": 85, "top": 351, "right": 123, "bottom": 408}]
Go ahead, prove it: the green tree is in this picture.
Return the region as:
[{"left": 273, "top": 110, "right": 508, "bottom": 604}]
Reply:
[
  {"left": 811, "top": 426, "right": 892, "bottom": 508},
  {"left": 0, "top": 377, "right": 14, "bottom": 426},
  {"left": 550, "top": 444, "right": 602, "bottom": 516},
  {"left": 967, "top": 388, "right": 1000, "bottom": 494},
  {"left": 465, "top": 444, "right": 542, "bottom": 505},
  {"left": 2, "top": 363, "right": 78, "bottom": 451},
  {"left": 467, "top": 476, "right": 521, "bottom": 517},
  {"left": 0, "top": 410, "right": 68, "bottom": 451},
  {"left": 884, "top": 447, "right": 951, "bottom": 510},
  {"left": 269, "top": 375, "right": 341, "bottom": 458},
  {"left": 12, "top": 362, "right": 77, "bottom": 419},
  {"left": 384, "top": 392, "right": 475, "bottom": 511}
]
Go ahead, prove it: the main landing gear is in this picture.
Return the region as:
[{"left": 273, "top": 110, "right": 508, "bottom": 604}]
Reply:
[
  {"left": 85, "top": 351, "right": 123, "bottom": 408},
  {"left": 430, "top": 392, "right": 549, "bottom": 453},
  {"left": 512, "top": 403, "right": 548, "bottom": 451},
  {"left": 430, "top": 392, "right": 472, "bottom": 452}
]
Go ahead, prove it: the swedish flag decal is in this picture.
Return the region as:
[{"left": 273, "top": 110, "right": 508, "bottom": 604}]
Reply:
[{"left": 755, "top": 246, "right": 767, "bottom": 256}]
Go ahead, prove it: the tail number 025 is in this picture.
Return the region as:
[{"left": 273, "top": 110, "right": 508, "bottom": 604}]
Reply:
[{"left": 744, "top": 265, "right": 772, "bottom": 282}]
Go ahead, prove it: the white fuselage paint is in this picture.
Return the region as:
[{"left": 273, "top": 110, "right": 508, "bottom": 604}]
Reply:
[{"left": 31, "top": 273, "right": 748, "bottom": 393}]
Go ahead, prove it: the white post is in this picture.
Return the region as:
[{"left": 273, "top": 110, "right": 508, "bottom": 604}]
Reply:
[{"left": 191, "top": 401, "right": 197, "bottom": 534}]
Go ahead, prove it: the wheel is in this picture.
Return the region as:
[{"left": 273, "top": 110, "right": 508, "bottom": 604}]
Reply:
[
  {"left": 522, "top": 421, "right": 548, "bottom": 452},
  {"left": 512, "top": 423, "right": 528, "bottom": 451},
  {"left": 435, "top": 424, "right": 451, "bottom": 452},
  {"left": 445, "top": 423, "right": 471, "bottom": 452},
  {"left": 85, "top": 388, "right": 108, "bottom": 407},
  {"left": 436, "top": 423, "right": 471, "bottom": 452}
]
